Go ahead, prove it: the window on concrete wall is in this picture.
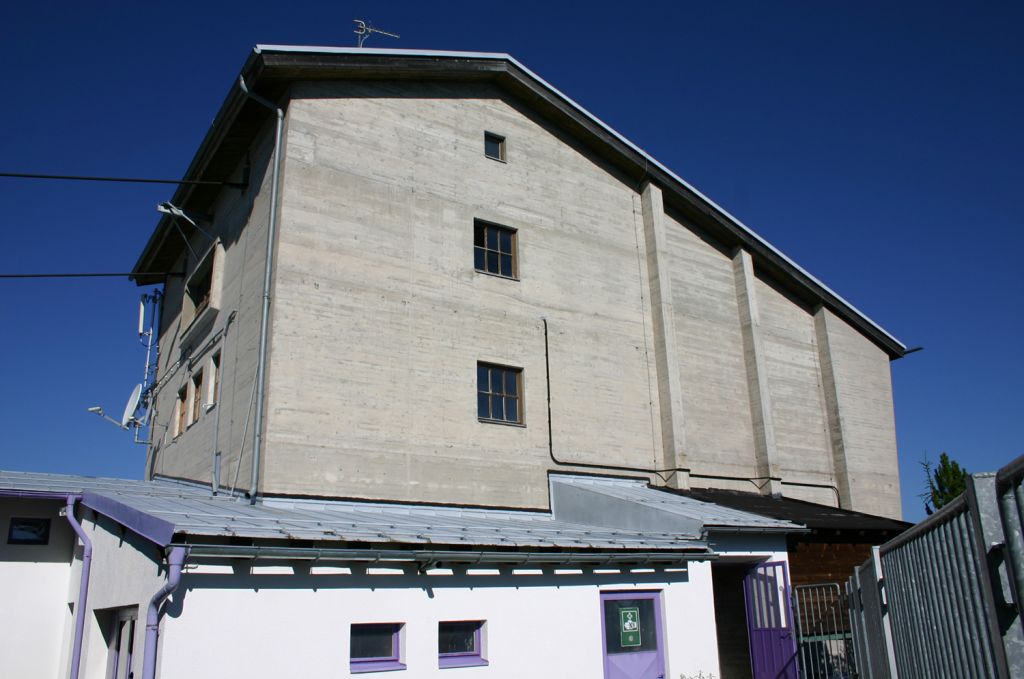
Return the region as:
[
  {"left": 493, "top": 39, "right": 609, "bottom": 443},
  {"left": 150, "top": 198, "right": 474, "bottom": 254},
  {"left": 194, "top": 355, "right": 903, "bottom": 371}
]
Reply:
[
  {"left": 181, "top": 241, "right": 224, "bottom": 335},
  {"left": 477, "top": 362, "right": 523, "bottom": 424},
  {"left": 174, "top": 386, "right": 187, "bottom": 438},
  {"left": 474, "top": 220, "right": 518, "bottom": 279},
  {"left": 190, "top": 370, "right": 204, "bottom": 426},
  {"left": 439, "top": 620, "right": 488, "bottom": 668},
  {"left": 98, "top": 606, "right": 138, "bottom": 679},
  {"left": 484, "top": 131, "right": 506, "bottom": 161},
  {"left": 210, "top": 351, "right": 221, "bottom": 407},
  {"left": 350, "top": 623, "right": 405, "bottom": 673},
  {"left": 7, "top": 517, "right": 50, "bottom": 545}
]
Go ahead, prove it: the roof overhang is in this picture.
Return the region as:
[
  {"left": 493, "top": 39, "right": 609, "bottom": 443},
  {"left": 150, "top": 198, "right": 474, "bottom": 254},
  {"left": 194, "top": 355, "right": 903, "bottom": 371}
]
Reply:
[{"left": 131, "top": 46, "right": 906, "bottom": 359}]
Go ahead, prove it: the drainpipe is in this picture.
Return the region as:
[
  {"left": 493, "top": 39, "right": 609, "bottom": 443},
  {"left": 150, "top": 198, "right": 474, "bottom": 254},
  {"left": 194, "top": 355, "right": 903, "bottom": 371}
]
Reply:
[
  {"left": 238, "top": 75, "right": 284, "bottom": 504},
  {"left": 64, "top": 495, "right": 92, "bottom": 679},
  {"left": 141, "top": 546, "right": 187, "bottom": 679}
]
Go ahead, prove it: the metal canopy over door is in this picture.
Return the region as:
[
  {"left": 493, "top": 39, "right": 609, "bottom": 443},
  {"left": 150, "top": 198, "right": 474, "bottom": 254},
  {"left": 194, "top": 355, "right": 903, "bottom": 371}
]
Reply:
[
  {"left": 744, "top": 561, "right": 799, "bottom": 679},
  {"left": 600, "top": 591, "right": 667, "bottom": 679}
]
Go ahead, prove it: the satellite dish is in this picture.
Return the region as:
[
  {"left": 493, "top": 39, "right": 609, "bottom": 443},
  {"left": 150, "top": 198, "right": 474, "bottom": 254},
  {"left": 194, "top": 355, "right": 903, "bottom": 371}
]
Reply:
[{"left": 121, "top": 384, "right": 143, "bottom": 428}]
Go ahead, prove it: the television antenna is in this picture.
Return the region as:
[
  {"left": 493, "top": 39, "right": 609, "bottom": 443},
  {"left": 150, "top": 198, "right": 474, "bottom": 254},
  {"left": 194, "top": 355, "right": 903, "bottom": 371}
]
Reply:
[
  {"left": 87, "top": 383, "right": 143, "bottom": 431},
  {"left": 353, "top": 20, "right": 399, "bottom": 47}
]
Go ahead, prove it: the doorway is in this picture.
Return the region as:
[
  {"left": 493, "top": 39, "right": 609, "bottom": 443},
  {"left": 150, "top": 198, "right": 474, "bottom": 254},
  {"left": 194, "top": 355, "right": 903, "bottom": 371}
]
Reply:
[{"left": 600, "top": 590, "right": 667, "bottom": 679}]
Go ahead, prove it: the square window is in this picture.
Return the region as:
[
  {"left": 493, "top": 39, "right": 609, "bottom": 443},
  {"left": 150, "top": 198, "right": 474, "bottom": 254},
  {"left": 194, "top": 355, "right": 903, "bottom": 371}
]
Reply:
[
  {"left": 474, "top": 220, "right": 518, "bottom": 279},
  {"left": 484, "top": 132, "right": 505, "bottom": 161},
  {"left": 7, "top": 517, "right": 50, "bottom": 545},
  {"left": 477, "top": 363, "right": 523, "bottom": 424},
  {"left": 439, "top": 620, "right": 488, "bottom": 669},
  {"left": 350, "top": 623, "right": 405, "bottom": 673}
]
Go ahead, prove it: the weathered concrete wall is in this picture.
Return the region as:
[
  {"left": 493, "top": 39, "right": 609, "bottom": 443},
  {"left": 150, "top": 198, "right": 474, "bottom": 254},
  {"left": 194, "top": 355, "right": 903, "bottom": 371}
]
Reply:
[
  {"left": 147, "top": 121, "right": 280, "bottom": 493},
  {"left": 263, "top": 82, "right": 663, "bottom": 507},
  {"left": 815, "top": 308, "right": 902, "bottom": 518}
]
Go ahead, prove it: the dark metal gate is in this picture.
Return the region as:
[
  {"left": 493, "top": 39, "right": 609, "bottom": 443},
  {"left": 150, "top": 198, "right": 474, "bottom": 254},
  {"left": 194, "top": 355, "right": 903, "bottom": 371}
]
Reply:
[{"left": 794, "top": 583, "right": 856, "bottom": 678}]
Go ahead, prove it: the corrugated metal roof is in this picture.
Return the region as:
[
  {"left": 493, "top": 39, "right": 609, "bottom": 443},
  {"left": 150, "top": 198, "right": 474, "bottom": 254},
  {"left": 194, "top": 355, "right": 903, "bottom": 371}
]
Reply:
[
  {"left": 551, "top": 475, "right": 803, "bottom": 531},
  {"left": 0, "top": 470, "right": 713, "bottom": 551}
]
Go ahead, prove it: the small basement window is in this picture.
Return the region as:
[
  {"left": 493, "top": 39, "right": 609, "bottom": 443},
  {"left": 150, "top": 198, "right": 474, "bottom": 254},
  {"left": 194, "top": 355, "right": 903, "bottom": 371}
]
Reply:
[
  {"left": 474, "top": 220, "right": 517, "bottom": 279},
  {"left": 439, "top": 620, "right": 487, "bottom": 669},
  {"left": 484, "top": 132, "right": 506, "bottom": 161},
  {"left": 7, "top": 517, "right": 51, "bottom": 545},
  {"left": 350, "top": 623, "right": 405, "bottom": 673},
  {"left": 477, "top": 362, "right": 523, "bottom": 424}
]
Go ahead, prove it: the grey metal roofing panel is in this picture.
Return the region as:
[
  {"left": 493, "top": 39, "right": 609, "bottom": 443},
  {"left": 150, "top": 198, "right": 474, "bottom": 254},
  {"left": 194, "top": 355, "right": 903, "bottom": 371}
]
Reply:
[
  {"left": 0, "top": 470, "right": 706, "bottom": 551},
  {"left": 550, "top": 475, "right": 803, "bottom": 530}
]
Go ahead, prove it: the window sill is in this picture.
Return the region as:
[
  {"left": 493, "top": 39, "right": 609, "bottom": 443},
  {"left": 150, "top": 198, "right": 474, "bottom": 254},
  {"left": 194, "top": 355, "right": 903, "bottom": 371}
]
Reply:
[
  {"left": 485, "top": 155, "right": 507, "bottom": 164},
  {"left": 478, "top": 418, "right": 526, "bottom": 428},
  {"left": 440, "top": 656, "right": 489, "bottom": 669},
  {"left": 350, "top": 660, "right": 406, "bottom": 674},
  {"left": 473, "top": 269, "right": 519, "bottom": 282}
]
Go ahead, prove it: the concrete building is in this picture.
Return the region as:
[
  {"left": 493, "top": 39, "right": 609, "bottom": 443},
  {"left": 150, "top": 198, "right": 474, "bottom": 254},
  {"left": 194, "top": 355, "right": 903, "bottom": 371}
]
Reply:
[
  {"left": 0, "top": 46, "right": 909, "bottom": 679},
  {"left": 132, "top": 46, "right": 905, "bottom": 520}
]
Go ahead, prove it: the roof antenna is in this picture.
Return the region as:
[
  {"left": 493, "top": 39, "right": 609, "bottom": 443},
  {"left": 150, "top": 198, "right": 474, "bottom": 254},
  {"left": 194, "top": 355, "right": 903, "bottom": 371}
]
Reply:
[{"left": 353, "top": 19, "right": 400, "bottom": 47}]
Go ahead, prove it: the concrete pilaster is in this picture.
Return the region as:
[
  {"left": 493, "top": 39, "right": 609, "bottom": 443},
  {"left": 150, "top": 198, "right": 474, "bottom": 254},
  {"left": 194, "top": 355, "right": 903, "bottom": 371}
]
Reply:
[
  {"left": 640, "top": 183, "right": 689, "bottom": 489},
  {"left": 815, "top": 308, "right": 855, "bottom": 510},
  {"left": 732, "top": 248, "right": 782, "bottom": 495}
]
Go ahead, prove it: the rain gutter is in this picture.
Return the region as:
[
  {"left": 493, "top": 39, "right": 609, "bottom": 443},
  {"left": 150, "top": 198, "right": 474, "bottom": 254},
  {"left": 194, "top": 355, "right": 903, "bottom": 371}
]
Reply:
[{"left": 142, "top": 546, "right": 188, "bottom": 679}]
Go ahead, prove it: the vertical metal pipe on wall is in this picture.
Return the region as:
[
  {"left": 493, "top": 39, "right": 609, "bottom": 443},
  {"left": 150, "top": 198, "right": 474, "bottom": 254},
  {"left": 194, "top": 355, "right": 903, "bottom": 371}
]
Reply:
[
  {"left": 64, "top": 495, "right": 92, "bottom": 679},
  {"left": 141, "top": 546, "right": 187, "bottom": 679}
]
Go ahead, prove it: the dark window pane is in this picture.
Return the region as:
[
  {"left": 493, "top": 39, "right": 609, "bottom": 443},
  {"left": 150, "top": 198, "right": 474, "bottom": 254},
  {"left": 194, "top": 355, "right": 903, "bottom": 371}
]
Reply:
[
  {"left": 499, "top": 230, "right": 512, "bottom": 253},
  {"left": 477, "top": 364, "right": 489, "bottom": 390},
  {"left": 505, "top": 398, "right": 518, "bottom": 423},
  {"left": 485, "top": 135, "right": 502, "bottom": 159},
  {"left": 487, "top": 251, "right": 499, "bottom": 273},
  {"left": 478, "top": 393, "right": 489, "bottom": 418},
  {"left": 490, "top": 368, "right": 503, "bottom": 393},
  {"left": 500, "top": 254, "right": 513, "bottom": 277},
  {"left": 603, "top": 599, "right": 658, "bottom": 655},
  {"left": 504, "top": 371, "right": 517, "bottom": 396},
  {"left": 439, "top": 621, "right": 479, "bottom": 655},
  {"left": 486, "top": 227, "right": 498, "bottom": 250},
  {"left": 351, "top": 624, "right": 397, "bottom": 660},
  {"left": 474, "top": 224, "right": 485, "bottom": 247},
  {"left": 490, "top": 395, "right": 504, "bottom": 420},
  {"left": 474, "top": 247, "right": 485, "bottom": 271}
]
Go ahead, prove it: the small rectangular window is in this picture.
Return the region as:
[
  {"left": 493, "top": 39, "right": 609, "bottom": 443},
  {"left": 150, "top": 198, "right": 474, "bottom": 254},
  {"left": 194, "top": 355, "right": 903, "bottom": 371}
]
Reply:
[
  {"left": 7, "top": 517, "right": 50, "bottom": 545},
  {"left": 439, "top": 620, "right": 487, "bottom": 669},
  {"left": 477, "top": 363, "right": 523, "bottom": 424},
  {"left": 474, "top": 220, "right": 517, "bottom": 279},
  {"left": 350, "top": 623, "right": 405, "bottom": 673},
  {"left": 190, "top": 371, "right": 204, "bottom": 426},
  {"left": 175, "top": 387, "right": 187, "bottom": 438},
  {"left": 484, "top": 132, "right": 505, "bottom": 161}
]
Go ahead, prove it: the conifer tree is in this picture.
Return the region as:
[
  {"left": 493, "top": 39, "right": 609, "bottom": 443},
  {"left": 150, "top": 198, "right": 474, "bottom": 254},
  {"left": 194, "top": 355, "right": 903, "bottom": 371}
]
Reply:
[{"left": 922, "top": 453, "right": 968, "bottom": 515}]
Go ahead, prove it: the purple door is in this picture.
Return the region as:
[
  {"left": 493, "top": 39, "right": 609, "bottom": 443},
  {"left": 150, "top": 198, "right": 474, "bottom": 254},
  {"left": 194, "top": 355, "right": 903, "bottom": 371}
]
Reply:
[
  {"left": 600, "top": 591, "right": 666, "bottom": 679},
  {"left": 744, "top": 561, "right": 799, "bottom": 679}
]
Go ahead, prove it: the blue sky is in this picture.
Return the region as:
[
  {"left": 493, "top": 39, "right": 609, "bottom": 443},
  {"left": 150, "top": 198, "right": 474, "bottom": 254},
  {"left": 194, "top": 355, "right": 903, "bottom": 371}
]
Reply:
[{"left": 0, "top": 2, "right": 1020, "bottom": 522}]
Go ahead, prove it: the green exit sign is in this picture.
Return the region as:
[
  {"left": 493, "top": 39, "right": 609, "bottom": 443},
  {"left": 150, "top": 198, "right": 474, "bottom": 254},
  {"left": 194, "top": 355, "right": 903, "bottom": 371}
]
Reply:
[{"left": 619, "top": 607, "right": 641, "bottom": 647}]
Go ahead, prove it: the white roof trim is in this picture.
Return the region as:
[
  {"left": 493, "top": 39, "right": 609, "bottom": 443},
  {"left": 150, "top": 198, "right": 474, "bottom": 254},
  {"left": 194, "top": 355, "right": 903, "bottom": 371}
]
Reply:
[{"left": 253, "top": 45, "right": 904, "bottom": 350}]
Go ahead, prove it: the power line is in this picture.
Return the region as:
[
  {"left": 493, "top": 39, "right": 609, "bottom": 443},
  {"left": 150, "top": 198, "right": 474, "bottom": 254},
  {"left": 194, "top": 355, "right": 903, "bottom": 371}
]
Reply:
[
  {"left": 0, "top": 272, "right": 182, "bottom": 279},
  {"left": 0, "top": 171, "right": 245, "bottom": 188}
]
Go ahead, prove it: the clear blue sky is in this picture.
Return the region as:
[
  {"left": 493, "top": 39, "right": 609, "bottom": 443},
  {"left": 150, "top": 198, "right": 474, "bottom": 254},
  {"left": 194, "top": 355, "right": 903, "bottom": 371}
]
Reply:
[{"left": 1, "top": 2, "right": 1020, "bottom": 522}]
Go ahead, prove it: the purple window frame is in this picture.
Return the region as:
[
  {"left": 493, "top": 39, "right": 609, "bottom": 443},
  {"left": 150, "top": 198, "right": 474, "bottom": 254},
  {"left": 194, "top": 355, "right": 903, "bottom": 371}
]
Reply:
[
  {"left": 350, "top": 623, "right": 405, "bottom": 674},
  {"left": 438, "top": 620, "right": 488, "bottom": 669}
]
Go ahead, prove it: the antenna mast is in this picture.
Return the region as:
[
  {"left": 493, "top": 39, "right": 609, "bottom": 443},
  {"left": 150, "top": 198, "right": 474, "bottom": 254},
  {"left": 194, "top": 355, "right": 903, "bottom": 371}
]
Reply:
[{"left": 353, "top": 19, "right": 400, "bottom": 47}]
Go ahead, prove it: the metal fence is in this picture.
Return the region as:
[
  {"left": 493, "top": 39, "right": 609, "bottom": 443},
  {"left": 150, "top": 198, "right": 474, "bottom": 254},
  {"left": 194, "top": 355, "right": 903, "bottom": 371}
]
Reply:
[
  {"left": 794, "top": 583, "right": 856, "bottom": 678},
  {"left": 848, "top": 455, "right": 1024, "bottom": 679}
]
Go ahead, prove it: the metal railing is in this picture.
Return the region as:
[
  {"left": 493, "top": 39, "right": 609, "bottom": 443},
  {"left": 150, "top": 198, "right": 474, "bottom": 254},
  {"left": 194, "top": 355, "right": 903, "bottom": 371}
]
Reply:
[
  {"left": 848, "top": 455, "right": 1024, "bottom": 678},
  {"left": 794, "top": 583, "right": 856, "bottom": 678}
]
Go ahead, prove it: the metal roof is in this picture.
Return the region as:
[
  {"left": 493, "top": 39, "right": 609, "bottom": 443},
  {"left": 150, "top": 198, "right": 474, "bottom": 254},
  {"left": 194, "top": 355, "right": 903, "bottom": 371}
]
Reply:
[
  {"left": 0, "top": 470, "right": 721, "bottom": 552},
  {"left": 550, "top": 475, "right": 802, "bottom": 532}
]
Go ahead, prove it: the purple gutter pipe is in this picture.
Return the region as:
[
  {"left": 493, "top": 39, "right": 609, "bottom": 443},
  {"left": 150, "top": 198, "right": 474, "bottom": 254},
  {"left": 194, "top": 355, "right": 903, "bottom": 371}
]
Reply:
[
  {"left": 64, "top": 495, "right": 92, "bottom": 679},
  {"left": 142, "top": 546, "right": 187, "bottom": 679}
]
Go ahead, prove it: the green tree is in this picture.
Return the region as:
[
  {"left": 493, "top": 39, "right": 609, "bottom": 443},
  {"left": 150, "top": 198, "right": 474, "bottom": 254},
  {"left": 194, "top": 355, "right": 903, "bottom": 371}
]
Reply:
[{"left": 921, "top": 453, "right": 969, "bottom": 515}]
